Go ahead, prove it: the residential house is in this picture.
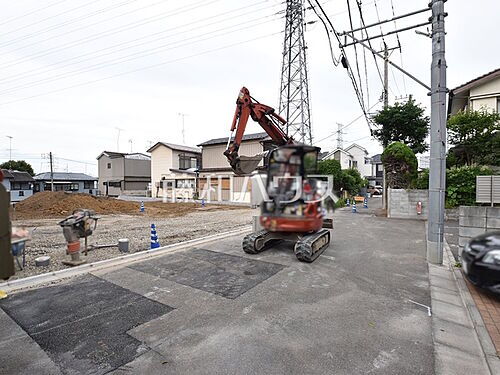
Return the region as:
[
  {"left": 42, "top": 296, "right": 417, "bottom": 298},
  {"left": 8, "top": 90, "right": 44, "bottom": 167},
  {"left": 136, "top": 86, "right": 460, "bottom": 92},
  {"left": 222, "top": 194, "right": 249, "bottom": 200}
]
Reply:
[
  {"left": 197, "top": 132, "right": 271, "bottom": 202},
  {"left": 97, "top": 152, "right": 151, "bottom": 197},
  {"left": 147, "top": 142, "right": 201, "bottom": 199},
  {"left": 1, "top": 169, "right": 34, "bottom": 203},
  {"left": 365, "top": 154, "right": 384, "bottom": 187},
  {"left": 322, "top": 143, "right": 372, "bottom": 177},
  {"left": 33, "top": 172, "right": 97, "bottom": 194},
  {"left": 448, "top": 68, "right": 500, "bottom": 116}
]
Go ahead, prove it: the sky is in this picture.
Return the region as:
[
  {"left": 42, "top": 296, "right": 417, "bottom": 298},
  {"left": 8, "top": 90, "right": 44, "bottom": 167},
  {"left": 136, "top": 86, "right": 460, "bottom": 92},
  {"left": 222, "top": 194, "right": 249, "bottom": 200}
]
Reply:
[{"left": 0, "top": 0, "right": 498, "bottom": 177}]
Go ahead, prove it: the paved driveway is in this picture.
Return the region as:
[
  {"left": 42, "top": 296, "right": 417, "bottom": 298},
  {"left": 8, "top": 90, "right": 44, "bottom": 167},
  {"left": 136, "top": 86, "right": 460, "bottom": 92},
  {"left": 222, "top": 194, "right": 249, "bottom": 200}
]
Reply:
[{"left": 0, "top": 203, "right": 434, "bottom": 374}]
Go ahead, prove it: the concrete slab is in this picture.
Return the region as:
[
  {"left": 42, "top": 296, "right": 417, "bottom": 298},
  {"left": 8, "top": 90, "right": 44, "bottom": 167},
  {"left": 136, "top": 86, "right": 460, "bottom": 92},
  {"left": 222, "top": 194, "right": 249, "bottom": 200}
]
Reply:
[
  {"left": 0, "top": 274, "right": 173, "bottom": 374},
  {"left": 429, "top": 275, "right": 459, "bottom": 292},
  {"left": 433, "top": 317, "right": 484, "bottom": 355},
  {"left": 432, "top": 299, "right": 473, "bottom": 327},
  {"left": 430, "top": 286, "right": 463, "bottom": 307},
  {"left": 434, "top": 343, "right": 489, "bottom": 375}
]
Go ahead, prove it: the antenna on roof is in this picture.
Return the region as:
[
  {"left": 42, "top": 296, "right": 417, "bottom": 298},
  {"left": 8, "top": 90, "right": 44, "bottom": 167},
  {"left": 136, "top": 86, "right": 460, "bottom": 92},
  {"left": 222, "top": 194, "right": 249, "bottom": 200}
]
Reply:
[
  {"left": 129, "top": 139, "right": 133, "bottom": 153},
  {"left": 115, "top": 127, "right": 124, "bottom": 152}
]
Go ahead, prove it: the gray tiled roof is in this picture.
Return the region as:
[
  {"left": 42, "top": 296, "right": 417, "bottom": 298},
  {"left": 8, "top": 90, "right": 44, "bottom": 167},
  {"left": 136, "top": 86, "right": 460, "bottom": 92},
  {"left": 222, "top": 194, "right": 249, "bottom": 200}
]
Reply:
[
  {"left": 197, "top": 132, "right": 269, "bottom": 147},
  {"left": 1, "top": 169, "right": 34, "bottom": 181},
  {"left": 34, "top": 172, "right": 97, "bottom": 181},
  {"left": 147, "top": 142, "right": 200, "bottom": 154}
]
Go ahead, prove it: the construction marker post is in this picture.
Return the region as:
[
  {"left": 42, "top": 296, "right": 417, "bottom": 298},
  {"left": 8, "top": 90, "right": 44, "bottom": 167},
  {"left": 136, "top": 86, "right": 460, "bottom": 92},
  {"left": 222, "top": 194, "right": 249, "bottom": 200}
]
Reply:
[
  {"left": 150, "top": 224, "right": 160, "bottom": 249},
  {"left": 201, "top": 198, "right": 205, "bottom": 208},
  {"left": 363, "top": 197, "right": 368, "bottom": 208},
  {"left": 352, "top": 201, "right": 357, "bottom": 213},
  {"left": 140, "top": 201, "right": 145, "bottom": 213},
  {"left": 346, "top": 198, "right": 350, "bottom": 207}
]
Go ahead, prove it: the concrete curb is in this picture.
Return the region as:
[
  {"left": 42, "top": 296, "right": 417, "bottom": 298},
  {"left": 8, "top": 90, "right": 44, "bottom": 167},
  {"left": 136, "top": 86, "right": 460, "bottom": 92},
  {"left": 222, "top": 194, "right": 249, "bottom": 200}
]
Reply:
[
  {"left": 443, "top": 237, "right": 500, "bottom": 374},
  {"left": 0, "top": 226, "right": 252, "bottom": 293}
]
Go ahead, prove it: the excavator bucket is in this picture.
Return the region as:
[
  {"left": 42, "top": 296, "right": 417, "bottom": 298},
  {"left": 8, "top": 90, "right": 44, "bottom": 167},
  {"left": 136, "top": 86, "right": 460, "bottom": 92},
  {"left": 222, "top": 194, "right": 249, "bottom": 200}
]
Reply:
[{"left": 231, "top": 155, "right": 264, "bottom": 175}]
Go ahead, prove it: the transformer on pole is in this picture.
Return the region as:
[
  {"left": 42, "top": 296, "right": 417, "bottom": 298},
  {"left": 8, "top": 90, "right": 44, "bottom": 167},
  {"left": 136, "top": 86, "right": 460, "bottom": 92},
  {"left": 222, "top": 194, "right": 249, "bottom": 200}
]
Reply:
[{"left": 279, "top": 0, "right": 313, "bottom": 145}]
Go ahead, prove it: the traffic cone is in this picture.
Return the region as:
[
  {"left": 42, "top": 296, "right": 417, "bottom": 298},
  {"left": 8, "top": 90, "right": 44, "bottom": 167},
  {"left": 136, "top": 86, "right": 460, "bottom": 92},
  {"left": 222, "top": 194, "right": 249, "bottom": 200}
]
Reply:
[
  {"left": 150, "top": 224, "right": 160, "bottom": 249},
  {"left": 346, "top": 198, "right": 350, "bottom": 207},
  {"left": 363, "top": 197, "right": 368, "bottom": 208},
  {"left": 201, "top": 198, "right": 205, "bottom": 207},
  {"left": 352, "top": 201, "right": 357, "bottom": 213},
  {"left": 140, "top": 201, "right": 145, "bottom": 212}
]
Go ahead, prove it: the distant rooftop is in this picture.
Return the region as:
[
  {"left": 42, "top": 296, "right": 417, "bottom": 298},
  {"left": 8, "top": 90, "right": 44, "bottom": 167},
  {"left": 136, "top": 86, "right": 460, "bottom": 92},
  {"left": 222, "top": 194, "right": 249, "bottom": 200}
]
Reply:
[
  {"left": 97, "top": 151, "right": 151, "bottom": 160},
  {"left": 197, "top": 132, "right": 269, "bottom": 147},
  {"left": 34, "top": 172, "right": 97, "bottom": 181},
  {"left": 147, "top": 142, "right": 200, "bottom": 154},
  {"left": 1, "top": 169, "right": 34, "bottom": 182}
]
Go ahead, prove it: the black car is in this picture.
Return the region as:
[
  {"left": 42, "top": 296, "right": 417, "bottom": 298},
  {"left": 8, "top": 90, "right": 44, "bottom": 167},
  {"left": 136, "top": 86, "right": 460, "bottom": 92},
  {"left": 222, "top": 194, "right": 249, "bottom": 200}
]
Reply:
[{"left": 461, "top": 231, "right": 500, "bottom": 294}]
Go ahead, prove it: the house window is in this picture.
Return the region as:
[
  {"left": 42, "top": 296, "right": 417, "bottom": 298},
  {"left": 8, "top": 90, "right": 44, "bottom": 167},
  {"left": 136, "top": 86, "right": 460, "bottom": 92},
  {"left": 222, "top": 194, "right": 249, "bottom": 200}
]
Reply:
[
  {"left": 11, "top": 182, "right": 30, "bottom": 190},
  {"left": 348, "top": 160, "right": 352, "bottom": 168},
  {"left": 179, "top": 154, "right": 200, "bottom": 169},
  {"left": 84, "top": 181, "right": 93, "bottom": 189},
  {"left": 352, "top": 161, "right": 358, "bottom": 169},
  {"left": 70, "top": 183, "right": 79, "bottom": 191},
  {"left": 176, "top": 179, "right": 195, "bottom": 189},
  {"left": 107, "top": 163, "right": 111, "bottom": 169},
  {"left": 108, "top": 181, "right": 121, "bottom": 188},
  {"left": 18, "top": 191, "right": 24, "bottom": 196},
  {"left": 365, "top": 157, "right": 371, "bottom": 164}
]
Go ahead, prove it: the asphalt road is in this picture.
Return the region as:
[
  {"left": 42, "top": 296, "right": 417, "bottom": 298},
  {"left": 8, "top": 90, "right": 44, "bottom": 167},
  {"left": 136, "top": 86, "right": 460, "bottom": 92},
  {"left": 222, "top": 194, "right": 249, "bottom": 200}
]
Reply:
[{"left": 0, "top": 198, "right": 434, "bottom": 374}]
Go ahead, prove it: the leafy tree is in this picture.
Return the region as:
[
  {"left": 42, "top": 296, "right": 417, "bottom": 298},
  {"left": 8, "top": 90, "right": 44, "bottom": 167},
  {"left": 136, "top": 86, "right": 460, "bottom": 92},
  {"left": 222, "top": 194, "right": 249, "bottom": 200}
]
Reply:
[
  {"left": 447, "top": 110, "right": 500, "bottom": 166},
  {"left": 372, "top": 96, "right": 429, "bottom": 154},
  {"left": 318, "top": 159, "right": 342, "bottom": 190},
  {"left": 381, "top": 142, "right": 417, "bottom": 188},
  {"left": 0, "top": 160, "right": 34, "bottom": 176},
  {"left": 341, "top": 168, "right": 367, "bottom": 196}
]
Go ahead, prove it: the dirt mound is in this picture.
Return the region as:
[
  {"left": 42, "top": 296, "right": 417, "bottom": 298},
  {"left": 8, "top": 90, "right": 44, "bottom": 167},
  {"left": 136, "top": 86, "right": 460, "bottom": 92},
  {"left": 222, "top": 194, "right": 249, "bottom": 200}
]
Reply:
[
  {"left": 12, "top": 192, "right": 246, "bottom": 220},
  {"left": 13, "top": 192, "right": 138, "bottom": 219}
]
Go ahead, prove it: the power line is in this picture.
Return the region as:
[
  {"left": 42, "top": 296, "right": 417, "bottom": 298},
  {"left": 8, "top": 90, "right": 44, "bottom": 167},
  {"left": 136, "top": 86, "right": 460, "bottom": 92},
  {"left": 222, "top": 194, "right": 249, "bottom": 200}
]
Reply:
[
  {"left": 346, "top": 0, "right": 365, "bottom": 103},
  {"left": 0, "top": 15, "right": 282, "bottom": 96},
  {"left": 0, "top": 30, "right": 283, "bottom": 107},
  {"left": 1, "top": 0, "right": 102, "bottom": 38},
  {"left": 0, "top": 1, "right": 278, "bottom": 85},
  {"left": 0, "top": 0, "right": 221, "bottom": 71},
  {"left": 0, "top": 0, "right": 140, "bottom": 49},
  {"left": 0, "top": 0, "right": 70, "bottom": 27}
]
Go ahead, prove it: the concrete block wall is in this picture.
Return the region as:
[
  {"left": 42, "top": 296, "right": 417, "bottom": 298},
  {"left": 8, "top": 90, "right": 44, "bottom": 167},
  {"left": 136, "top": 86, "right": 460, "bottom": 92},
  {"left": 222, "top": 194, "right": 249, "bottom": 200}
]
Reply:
[
  {"left": 458, "top": 206, "right": 500, "bottom": 252},
  {"left": 387, "top": 188, "right": 429, "bottom": 220}
]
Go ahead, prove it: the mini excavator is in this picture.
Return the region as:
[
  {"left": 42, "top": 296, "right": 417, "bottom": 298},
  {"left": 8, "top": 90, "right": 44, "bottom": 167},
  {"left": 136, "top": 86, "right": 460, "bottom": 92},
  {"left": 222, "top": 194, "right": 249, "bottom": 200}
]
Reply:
[{"left": 223, "top": 87, "right": 331, "bottom": 262}]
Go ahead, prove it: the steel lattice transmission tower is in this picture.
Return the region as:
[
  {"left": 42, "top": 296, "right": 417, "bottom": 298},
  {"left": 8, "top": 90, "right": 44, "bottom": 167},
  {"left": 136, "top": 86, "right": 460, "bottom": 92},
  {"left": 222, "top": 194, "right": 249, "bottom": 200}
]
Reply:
[{"left": 278, "top": 0, "right": 312, "bottom": 145}]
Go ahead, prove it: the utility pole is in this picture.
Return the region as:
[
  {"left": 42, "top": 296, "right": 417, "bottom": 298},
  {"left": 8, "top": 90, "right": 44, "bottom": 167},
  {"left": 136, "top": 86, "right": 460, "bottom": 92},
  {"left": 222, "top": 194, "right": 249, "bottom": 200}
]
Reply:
[
  {"left": 178, "top": 112, "right": 188, "bottom": 144},
  {"left": 129, "top": 139, "right": 133, "bottom": 153},
  {"left": 336, "top": 123, "right": 344, "bottom": 149},
  {"left": 279, "top": 0, "right": 313, "bottom": 144},
  {"left": 115, "top": 127, "right": 123, "bottom": 152},
  {"left": 427, "top": 0, "right": 447, "bottom": 264},
  {"left": 6, "top": 136, "right": 13, "bottom": 161},
  {"left": 382, "top": 42, "right": 389, "bottom": 210},
  {"left": 49, "top": 152, "right": 54, "bottom": 192}
]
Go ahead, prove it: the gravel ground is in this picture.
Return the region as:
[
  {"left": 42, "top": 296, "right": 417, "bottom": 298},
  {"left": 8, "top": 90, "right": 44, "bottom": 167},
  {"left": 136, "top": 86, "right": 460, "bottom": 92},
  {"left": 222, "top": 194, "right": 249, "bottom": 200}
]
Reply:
[{"left": 10, "top": 208, "right": 254, "bottom": 280}]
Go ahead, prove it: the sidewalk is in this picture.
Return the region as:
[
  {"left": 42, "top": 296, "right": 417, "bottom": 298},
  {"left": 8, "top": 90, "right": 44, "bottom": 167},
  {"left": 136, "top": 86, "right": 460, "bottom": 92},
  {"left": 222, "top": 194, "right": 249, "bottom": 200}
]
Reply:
[{"left": 428, "top": 235, "right": 500, "bottom": 374}]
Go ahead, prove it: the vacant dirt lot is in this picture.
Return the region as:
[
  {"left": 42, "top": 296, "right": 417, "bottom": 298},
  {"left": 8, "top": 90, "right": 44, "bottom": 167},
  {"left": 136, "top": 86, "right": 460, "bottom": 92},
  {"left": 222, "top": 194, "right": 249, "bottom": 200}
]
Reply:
[
  {"left": 10, "top": 196, "right": 254, "bottom": 280},
  {"left": 12, "top": 191, "right": 244, "bottom": 220}
]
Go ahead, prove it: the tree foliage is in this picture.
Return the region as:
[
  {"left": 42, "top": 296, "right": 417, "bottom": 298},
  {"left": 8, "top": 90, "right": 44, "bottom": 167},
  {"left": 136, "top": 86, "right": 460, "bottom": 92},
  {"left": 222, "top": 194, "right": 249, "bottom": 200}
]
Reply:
[
  {"left": 381, "top": 142, "right": 417, "bottom": 188},
  {"left": 372, "top": 97, "right": 429, "bottom": 154},
  {"left": 318, "top": 159, "right": 342, "bottom": 190},
  {"left": 0, "top": 160, "right": 34, "bottom": 176},
  {"left": 447, "top": 110, "right": 500, "bottom": 166},
  {"left": 317, "top": 159, "right": 367, "bottom": 197}
]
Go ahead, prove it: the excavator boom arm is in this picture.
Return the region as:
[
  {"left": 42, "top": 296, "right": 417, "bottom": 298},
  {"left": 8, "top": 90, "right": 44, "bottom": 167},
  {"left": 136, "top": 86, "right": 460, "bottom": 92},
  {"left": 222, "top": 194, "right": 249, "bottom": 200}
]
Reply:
[{"left": 224, "top": 87, "right": 293, "bottom": 174}]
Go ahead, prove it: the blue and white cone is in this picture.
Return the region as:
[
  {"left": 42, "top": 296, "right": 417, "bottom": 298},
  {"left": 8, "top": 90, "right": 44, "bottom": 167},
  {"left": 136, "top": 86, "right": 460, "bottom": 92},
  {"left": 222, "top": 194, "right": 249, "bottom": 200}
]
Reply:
[
  {"left": 150, "top": 224, "right": 160, "bottom": 249},
  {"left": 140, "top": 201, "right": 145, "bottom": 212},
  {"left": 201, "top": 198, "right": 205, "bottom": 207},
  {"left": 363, "top": 197, "right": 368, "bottom": 208},
  {"left": 346, "top": 198, "right": 350, "bottom": 207},
  {"left": 352, "top": 202, "right": 357, "bottom": 213}
]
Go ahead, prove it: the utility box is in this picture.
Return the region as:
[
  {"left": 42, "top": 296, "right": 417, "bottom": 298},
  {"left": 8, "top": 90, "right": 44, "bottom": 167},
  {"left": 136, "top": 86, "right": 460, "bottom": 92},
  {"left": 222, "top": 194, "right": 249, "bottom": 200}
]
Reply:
[{"left": 476, "top": 176, "right": 500, "bottom": 205}]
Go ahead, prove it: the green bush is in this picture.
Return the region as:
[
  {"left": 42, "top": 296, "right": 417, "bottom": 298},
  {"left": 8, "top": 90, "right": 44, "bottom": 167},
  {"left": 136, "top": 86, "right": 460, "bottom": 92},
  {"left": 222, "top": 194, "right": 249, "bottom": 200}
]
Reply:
[
  {"left": 414, "top": 168, "right": 429, "bottom": 189},
  {"left": 445, "top": 165, "right": 494, "bottom": 207},
  {"left": 341, "top": 168, "right": 367, "bottom": 196},
  {"left": 335, "top": 197, "right": 346, "bottom": 208},
  {"left": 318, "top": 159, "right": 342, "bottom": 191},
  {"left": 381, "top": 142, "right": 418, "bottom": 188}
]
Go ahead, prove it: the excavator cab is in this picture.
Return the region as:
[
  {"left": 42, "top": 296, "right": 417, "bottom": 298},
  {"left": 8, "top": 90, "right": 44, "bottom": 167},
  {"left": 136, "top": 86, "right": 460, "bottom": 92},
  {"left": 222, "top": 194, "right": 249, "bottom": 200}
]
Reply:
[{"left": 261, "top": 145, "right": 323, "bottom": 233}]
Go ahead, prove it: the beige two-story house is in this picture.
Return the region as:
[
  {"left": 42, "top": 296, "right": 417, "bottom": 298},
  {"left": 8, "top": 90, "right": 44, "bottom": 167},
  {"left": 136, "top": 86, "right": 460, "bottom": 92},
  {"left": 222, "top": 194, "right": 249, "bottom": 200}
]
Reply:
[
  {"left": 448, "top": 68, "right": 500, "bottom": 115},
  {"left": 147, "top": 142, "right": 201, "bottom": 199},
  {"left": 197, "top": 132, "right": 271, "bottom": 202}
]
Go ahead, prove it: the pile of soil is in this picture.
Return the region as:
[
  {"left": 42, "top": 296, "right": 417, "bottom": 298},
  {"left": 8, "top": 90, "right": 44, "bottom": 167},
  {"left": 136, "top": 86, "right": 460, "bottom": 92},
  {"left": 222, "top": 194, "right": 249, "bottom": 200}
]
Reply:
[{"left": 12, "top": 192, "right": 245, "bottom": 220}]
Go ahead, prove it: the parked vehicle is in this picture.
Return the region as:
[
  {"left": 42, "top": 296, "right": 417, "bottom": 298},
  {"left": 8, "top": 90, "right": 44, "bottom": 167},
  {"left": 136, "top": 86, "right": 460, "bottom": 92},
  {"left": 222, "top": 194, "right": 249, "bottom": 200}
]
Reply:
[
  {"left": 367, "top": 185, "right": 382, "bottom": 195},
  {"left": 461, "top": 231, "right": 500, "bottom": 294}
]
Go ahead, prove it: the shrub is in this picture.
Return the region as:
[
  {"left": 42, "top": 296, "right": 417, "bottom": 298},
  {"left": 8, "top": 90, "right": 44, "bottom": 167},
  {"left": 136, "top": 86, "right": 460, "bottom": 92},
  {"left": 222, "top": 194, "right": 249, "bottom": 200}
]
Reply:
[
  {"left": 414, "top": 168, "right": 429, "bottom": 189},
  {"left": 381, "top": 142, "right": 418, "bottom": 188},
  {"left": 341, "top": 168, "right": 367, "bottom": 196},
  {"left": 445, "top": 165, "right": 494, "bottom": 207}
]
